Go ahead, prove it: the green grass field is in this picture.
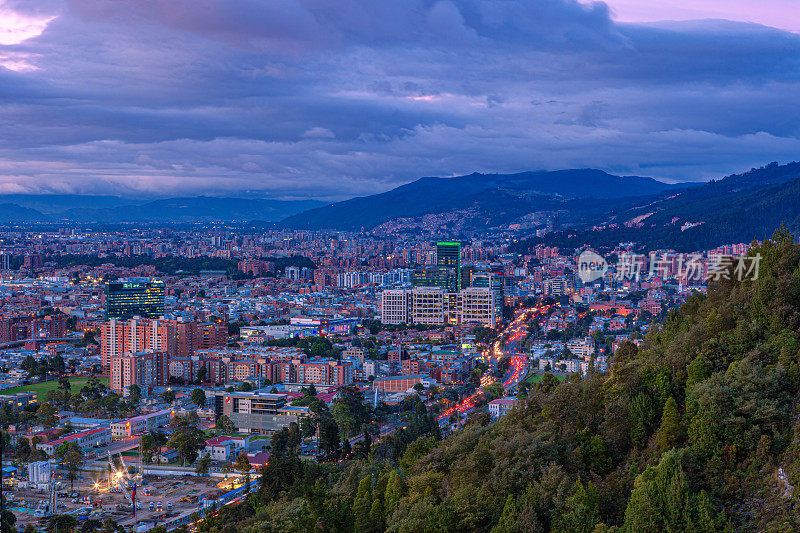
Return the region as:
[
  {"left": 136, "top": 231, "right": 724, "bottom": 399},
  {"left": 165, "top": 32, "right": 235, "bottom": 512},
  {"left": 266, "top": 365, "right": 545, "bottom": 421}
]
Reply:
[
  {"left": 0, "top": 376, "right": 108, "bottom": 396},
  {"left": 521, "top": 373, "right": 567, "bottom": 387}
]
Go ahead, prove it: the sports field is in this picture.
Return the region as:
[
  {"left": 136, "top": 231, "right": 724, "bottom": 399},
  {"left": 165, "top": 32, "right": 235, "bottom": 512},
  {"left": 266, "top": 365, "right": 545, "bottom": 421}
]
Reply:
[
  {"left": 521, "top": 373, "right": 567, "bottom": 387},
  {"left": 0, "top": 376, "right": 108, "bottom": 395}
]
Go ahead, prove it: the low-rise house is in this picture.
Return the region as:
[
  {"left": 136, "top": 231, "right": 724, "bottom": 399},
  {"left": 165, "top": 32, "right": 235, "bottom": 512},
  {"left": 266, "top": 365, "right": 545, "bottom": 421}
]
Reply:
[
  {"left": 111, "top": 408, "right": 173, "bottom": 438},
  {"left": 488, "top": 398, "right": 518, "bottom": 418},
  {"left": 36, "top": 427, "right": 111, "bottom": 455},
  {"left": 202, "top": 435, "right": 250, "bottom": 461}
]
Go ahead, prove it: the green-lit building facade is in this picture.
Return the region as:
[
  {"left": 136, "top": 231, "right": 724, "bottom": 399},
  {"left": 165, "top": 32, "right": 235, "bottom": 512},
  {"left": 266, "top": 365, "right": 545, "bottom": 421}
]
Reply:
[
  {"left": 411, "top": 242, "right": 462, "bottom": 294},
  {"left": 106, "top": 278, "right": 165, "bottom": 319}
]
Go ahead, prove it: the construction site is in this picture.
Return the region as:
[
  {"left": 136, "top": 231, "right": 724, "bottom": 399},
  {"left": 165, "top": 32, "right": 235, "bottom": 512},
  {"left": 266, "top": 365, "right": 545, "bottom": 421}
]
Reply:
[{"left": 8, "top": 452, "right": 239, "bottom": 532}]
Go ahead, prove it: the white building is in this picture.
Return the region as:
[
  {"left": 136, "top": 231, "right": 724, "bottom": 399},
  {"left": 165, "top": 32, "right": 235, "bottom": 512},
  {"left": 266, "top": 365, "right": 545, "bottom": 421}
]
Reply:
[
  {"left": 411, "top": 287, "right": 447, "bottom": 325},
  {"left": 37, "top": 427, "right": 112, "bottom": 455},
  {"left": 202, "top": 435, "right": 250, "bottom": 461},
  {"left": 381, "top": 287, "right": 495, "bottom": 327},
  {"left": 363, "top": 360, "right": 378, "bottom": 380},
  {"left": 458, "top": 287, "right": 496, "bottom": 327},
  {"left": 488, "top": 398, "right": 518, "bottom": 418},
  {"left": 111, "top": 408, "right": 173, "bottom": 438},
  {"left": 381, "top": 289, "right": 412, "bottom": 325},
  {"left": 566, "top": 337, "right": 595, "bottom": 358}
]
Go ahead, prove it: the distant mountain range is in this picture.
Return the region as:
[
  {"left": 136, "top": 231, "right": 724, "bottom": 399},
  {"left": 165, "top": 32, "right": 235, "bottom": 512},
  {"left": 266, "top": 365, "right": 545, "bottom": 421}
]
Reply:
[
  {"left": 513, "top": 161, "right": 800, "bottom": 252},
  {"left": 4, "top": 162, "right": 800, "bottom": 252},
  {"left": 0, "top": 195, "right": 324, "bottom": 223},
  {"left": 281, "top": 169, "right": 683, "bottom": 230}
]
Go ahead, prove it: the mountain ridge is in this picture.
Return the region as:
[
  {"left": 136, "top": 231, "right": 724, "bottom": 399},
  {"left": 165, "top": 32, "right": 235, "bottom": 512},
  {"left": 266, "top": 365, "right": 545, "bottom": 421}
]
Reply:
[
  {"left": 0, "top": 196, "right": 325, "bottom": 223},
  {"left": 281, "top": 169, "right": 684, "bottom": 230}
]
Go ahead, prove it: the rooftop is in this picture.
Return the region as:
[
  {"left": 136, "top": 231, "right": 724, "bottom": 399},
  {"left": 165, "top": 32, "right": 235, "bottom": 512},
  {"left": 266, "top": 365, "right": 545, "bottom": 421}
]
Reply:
[
  {"left": 374, "top": 374, "right": 426, "bottom": 381},
  {"left": 489, "top": 398, "right": 518, "bottom": 405},
  {"left": 116, "top": 408, "right": 173, "bottom": 425},
  {"left": 44, "top": 427, "right": 109, "bottom": 447}
]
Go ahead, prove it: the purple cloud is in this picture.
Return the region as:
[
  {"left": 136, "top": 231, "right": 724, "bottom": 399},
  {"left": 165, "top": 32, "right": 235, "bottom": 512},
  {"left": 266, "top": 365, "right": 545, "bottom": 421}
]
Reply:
[{"left": 0, "top": 0, "right": 797, "bottom": 198}]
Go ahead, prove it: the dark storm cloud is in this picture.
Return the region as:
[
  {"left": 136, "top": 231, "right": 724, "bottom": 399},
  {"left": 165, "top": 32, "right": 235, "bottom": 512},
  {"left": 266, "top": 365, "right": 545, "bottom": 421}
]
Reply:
[{"left": 0, "top": 0, "right": 798, "bottom": 198}]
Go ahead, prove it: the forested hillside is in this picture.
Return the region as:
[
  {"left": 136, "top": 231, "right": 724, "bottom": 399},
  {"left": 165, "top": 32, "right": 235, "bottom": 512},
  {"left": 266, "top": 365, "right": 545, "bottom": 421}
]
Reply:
[{"left": 199, "top": 228, "right": 800, "bottom": 533}]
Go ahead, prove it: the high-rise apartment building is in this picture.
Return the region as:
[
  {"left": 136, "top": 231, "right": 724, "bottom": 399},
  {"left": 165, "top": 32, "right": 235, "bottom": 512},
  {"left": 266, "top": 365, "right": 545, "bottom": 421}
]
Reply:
[
  {"left": 380, "top": 289, "right": 413, "bottom": 325},
  {"left": 458, "top": 287, "right": 496, "bottom": 326},
  {"left": 101, "top": 317, "right": 226, "bottom": 375},
  {"left": 296, "top": 359, "right": 354, "bottom": 387},
  {"left": 0, "top": 314, "right": 68, "bottom": 343},
  {"left": 412, "top": 287, "right": 448, "bottom": 325},
  {"left": 110, "top": 350, "right": 163, "bottom": 393},
  {"left": 105, "top": 278, "right": 165, "bottom": 319}
]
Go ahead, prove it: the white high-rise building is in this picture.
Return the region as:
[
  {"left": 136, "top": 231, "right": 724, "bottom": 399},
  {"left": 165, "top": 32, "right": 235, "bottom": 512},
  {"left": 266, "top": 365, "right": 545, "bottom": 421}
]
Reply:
[
  {"left": 380, "top": 287, "right": 495, "bottom": 327},
  {"left": 381, "top": 289, "right": 412, "bottom": 325},
  {"left": 458, "top": 287, "right": 496, "bottom": 327},
  {"left": 412, "top": 287, "right": 447, "bottom": 325}
]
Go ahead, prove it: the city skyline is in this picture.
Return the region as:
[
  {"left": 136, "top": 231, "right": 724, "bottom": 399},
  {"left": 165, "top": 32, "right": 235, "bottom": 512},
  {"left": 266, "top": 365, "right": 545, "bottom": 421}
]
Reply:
[
  {"left": 0, "top": 0, "right": 798, "bottom": 200},
  {"left": 0, "top": 3, "right": 798, "bottom": 530}
]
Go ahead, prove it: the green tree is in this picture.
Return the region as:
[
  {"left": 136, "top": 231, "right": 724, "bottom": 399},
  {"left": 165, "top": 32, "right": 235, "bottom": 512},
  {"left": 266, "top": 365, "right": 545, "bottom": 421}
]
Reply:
[
  {"left": 190, "top": 388, "right": 206, "bottom": 407},
  {"left": 161, "top": 390, "right": 176, "bottom": 403},
  {"left": 491, "top": 494, "right": 520, "bottom": 533},
  {"left": 58, "top": 374, "right": 71, "bottom": 394},
  {"left": 628, "top": 392, "right": 656, "bottom": 448},
  {"left": 318, "top": 416, "right": 340, "bottom": 457},
  {"left": 655, "top": 396, "right": 681, "bottom": 453},
  {"left": 15, "top": 438, "right": 31, "bottom": 461},
  {"left": 48, "top": 514, "right": 77, "bottom": 532},
  {"left": 483, "top": 382, "right": 505, "bottom": 400},
  {"left": 686, "top": 354, "right": 711, "bottom": 389},
  {"left": 37, "top": 402, "right": 57, "bottom": 427},
  {"left": 384, "top": 470, "right": 404, "bottom": 517},
  {"left": 352, "top": 476, "right": 377, "bottom": 532},
  {"left": 55, "top": 442, "right": 85, "bottom": 490},
  {"left": 140, "top": 431, "right": 167, "bottom": 464},
  {"left": 195, "top": 453, "right": 212, "bottom": 476},
  {"left": 553, "top": 480, "right": 600, "bottom": 533},
  {"left": 1, "top": 496, "right": 16, "bottom": 533},
  {"left": 216, "top": 415, "right": 237, "bottom": 435},
  {"left": 80, "top": 519, "right": 102, "bottom": 533},
  {"left": 21, "top": 354, "right": 38, "bottom": 374},
  {"left": 234, "top": 453, "right": 251, "bottom": 493},
  {"left": 167, "top": 414, "right": 205, "bottom": 466},
  {"left": 622, "top": 449, "right": 719, "bottom": 532},
  {"left": 129, "top": 384, "right": 142, "bottom": 404},
  {"left": 369, "top": 497, "right": 384, "bottom": 531},
  {"left": 331, "top": 385, "right": 371, "bottom": 439}
]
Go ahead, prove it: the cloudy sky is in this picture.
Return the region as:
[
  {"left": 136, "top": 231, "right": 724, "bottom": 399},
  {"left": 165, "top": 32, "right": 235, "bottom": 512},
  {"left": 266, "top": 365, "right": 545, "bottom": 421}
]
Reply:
[{"left": 0, "top": 0, "right": 799, "bottom": 200}]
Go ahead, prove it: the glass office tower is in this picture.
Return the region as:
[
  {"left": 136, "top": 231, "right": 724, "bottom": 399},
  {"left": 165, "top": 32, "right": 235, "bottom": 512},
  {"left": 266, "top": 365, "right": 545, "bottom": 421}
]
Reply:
[
  {"left": 436, "top": 242, "right": 461, "bottom": 293},
  {"left": 106, "top": 278, "right": 165, "bottom": 319}
]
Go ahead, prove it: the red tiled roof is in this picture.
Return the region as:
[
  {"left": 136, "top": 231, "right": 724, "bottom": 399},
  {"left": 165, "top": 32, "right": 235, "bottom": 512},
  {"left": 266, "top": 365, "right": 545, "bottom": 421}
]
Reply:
[
  {"left": 204, "top": 436, "right": 235, "bottom": 446},
  {"left": 44, "top": 427, "right": 108, "bottom": 447},
  {"left": 489, "top": 398, "right": 518, "bottom": 405},
  {"left": 247, "top": 451, "right": 270, "bottom": 465}
]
